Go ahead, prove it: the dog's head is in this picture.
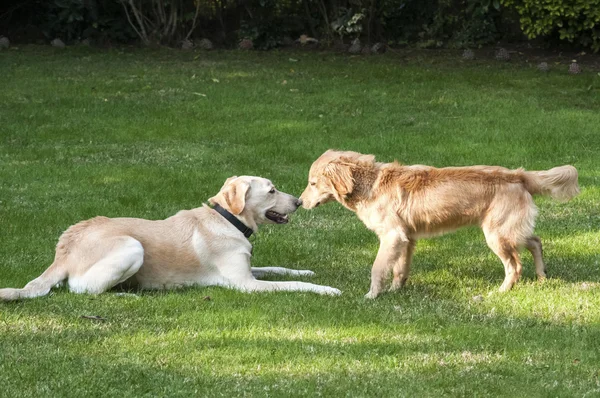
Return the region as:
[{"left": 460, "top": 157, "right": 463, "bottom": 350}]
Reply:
[
  {"left": 300, "top": 150, "right": 376, "bottom": 209},
  {"left": 210, "top": 176, "right": 302, "bottom": 228}
]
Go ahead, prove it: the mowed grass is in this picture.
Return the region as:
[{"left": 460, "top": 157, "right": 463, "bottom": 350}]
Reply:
[{"left": 1, "top": 46, "right": 599, "bottom": 397}]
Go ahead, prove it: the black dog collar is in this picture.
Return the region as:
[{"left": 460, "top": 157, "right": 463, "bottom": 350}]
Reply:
[{"left": 213, "top": 204, "right": 253, "bottom": 239}]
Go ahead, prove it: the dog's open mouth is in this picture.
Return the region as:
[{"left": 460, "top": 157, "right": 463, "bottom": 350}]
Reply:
[{"left": 265, "top": 210, "right": 289, "bottom": 224}]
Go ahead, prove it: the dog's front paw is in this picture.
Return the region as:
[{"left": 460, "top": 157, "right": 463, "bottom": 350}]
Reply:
[
  {"left": 389, "top": 277, "right": 407, "bottom": 291},
  {"left": 364, "top": 290, "right": 379, "bottom": 299},
  {"left": 298, "top": 270, "right": 316, "bottom": 277},
  {"left": 321, "top": 287, "right": 342, "bottom": 296}
]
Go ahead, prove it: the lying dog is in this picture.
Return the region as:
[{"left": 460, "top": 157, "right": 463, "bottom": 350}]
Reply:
[
  {"left": 0, "top": 176, "right": 341, "bottom": 301},
  {"left": 300, "top": 150, "right": 579, "bottom": 298}
]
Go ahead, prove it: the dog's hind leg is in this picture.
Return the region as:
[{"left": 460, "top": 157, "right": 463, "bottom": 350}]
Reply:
[
  {"left": 482, "top": 188, "right": 536, "bottom": 291},
  {"left": 497, "top": 248, "right": 522, "bottom": 292},
  {"left": 68, "top": 236, "right": 144, "bottom": 295},
  {"left": 483, "top": 230, "right": 523, "bottom": 292},
  {"left": 526, "top": 236, "right": 546, "bottom": 280}
]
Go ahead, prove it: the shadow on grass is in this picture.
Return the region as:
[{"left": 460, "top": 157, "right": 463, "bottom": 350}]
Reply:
[{"left": 1, "top": 296, "right": 599, "bottom": 397}]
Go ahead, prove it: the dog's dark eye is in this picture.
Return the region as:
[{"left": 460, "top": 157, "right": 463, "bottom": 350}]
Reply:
[
  {"left": 310, "top": 182, "right": 316, "bottom": 186},
  {"left": 269, "top": 188, "right": 275, "bottom": 194}
]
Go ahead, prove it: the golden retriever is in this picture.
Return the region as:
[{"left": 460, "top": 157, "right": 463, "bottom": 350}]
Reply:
[
  {"left": 0, "top": 176, "right": 341, "bottom": 301},
  {"left": 300, "top": 150, "right": 579, "bottom": 298}
]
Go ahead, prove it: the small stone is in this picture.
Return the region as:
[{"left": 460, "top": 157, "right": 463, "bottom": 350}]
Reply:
[
  {"left": 472, "top": 295, "right": 484, "bottom": 303},
  {"left": 81, "top": 38, "right": 91, "bottom": 47},
  {"left": 0, "top": 36, "right": 10, "bottom": 49},
  {"left": 495, "top": 47, "right": 510, "bottom": 61},
  {"left": 197, "top": 38, "right": 213, "bottom": 50},
  {"left": 537, "top": 61, "right": 549, "bottom": 72},
  {"left": 181, "top": 39, "right": 194, "bottom": 50},
  {"left": 568, "top": 60, "right": 581, "bottom": 74},
  {"left": 51, "top": 38, "right": 66, "bottom": 48},
  {"left": 371, "top": 42, "right": 386, "bottom": 54},
  {"left": 462, "top": 49, "right": 475, "bottom": 60},
  {"left": 348, "top": 38, "right": 361, "bottom": 54},
  {"left": 361, "top": 45, "right": 371, "bottom": 55},
  {"left": 239, "top": 38, "right": 253, "bottom": 50}
]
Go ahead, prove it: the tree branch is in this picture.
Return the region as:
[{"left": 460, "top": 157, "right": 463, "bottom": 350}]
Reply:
[{"left": 185, "top": 0, "right": 201, "bottom": 40}]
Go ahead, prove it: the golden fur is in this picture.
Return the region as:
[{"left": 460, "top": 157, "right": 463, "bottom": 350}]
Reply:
[{"left": 300, "top": 150, "right": 579, "bottom": 298}]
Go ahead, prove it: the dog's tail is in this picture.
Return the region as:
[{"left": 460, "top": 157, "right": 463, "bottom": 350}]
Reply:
[
  {"left": 0, "top": 260, "right": 66, "bottom": 301},
  {"left": 523, "top": 165, "right": 579, "bottom": 202}
]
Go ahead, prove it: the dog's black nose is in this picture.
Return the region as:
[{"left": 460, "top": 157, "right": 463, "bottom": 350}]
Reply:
[{"left": 295, "top": 198, "right": 303, "bottom": 207}]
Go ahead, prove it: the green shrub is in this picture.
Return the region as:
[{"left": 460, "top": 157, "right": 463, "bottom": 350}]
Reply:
[
  {"left": 239, "top": 0, "right": 304, "bottom": 49},
  {"left": 502, "top": 0, "right": 600, "bottom": 52},
  {"left": 40, "top": 0, "right": 136, "bottom": 44},
  {"left": 379, "top": 0, "right": 501, "bottom": 48},
  {"left": 44, "top": 0, "right": 88, "bottom": 42}
]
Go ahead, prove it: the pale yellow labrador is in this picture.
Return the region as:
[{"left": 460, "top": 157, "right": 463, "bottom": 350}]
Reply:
[{"left": 0, "top": 176, "right": 341, "bottom": 301}]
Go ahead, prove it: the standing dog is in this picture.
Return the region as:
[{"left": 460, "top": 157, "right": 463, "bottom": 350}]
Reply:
[
  {"left": 300, "top": 150, "right": 579, "bottom": 298},
  {"left": 0, "top": 176, "right": 341, "bottom": 301}
]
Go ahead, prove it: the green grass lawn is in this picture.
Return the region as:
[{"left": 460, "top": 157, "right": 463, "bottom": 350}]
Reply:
[{"left": 1, "top": 46, "right": 599, "bottom": 397}]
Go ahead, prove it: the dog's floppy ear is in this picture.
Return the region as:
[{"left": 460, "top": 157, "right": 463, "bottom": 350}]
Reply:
[
  {"left": 324, "top": 162, "right": 354, "bottom": 196},
  {"left": 223, "top": 179, "right": 250, "bottom": 215},
  {"left": 223, "top": 176, "right": 238, "bottom": 185},
  {"left": 209, "top": 177, "right": 250, "bottom": 215},
  {"left": 322, "top": 152, "right": 375, "bottom": 197}
]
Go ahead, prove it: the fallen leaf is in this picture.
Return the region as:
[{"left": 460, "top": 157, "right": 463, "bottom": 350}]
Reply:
[
  {"left": 212, "top": 78, "right": 220, "bottom": 83},
  {"left": 193, "top": 92, "right": 207, "bottom": 97},
  {"left": 203, "top": 296, "right": 211, "bottom": 301}
]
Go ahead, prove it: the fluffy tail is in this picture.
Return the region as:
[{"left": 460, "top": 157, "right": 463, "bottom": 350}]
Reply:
[
  {"left": 0, "top": 261, "right": 66, "bottom": 301},
  {"left": 523, "top": 165, "right": 579, "bottom": 202}
]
